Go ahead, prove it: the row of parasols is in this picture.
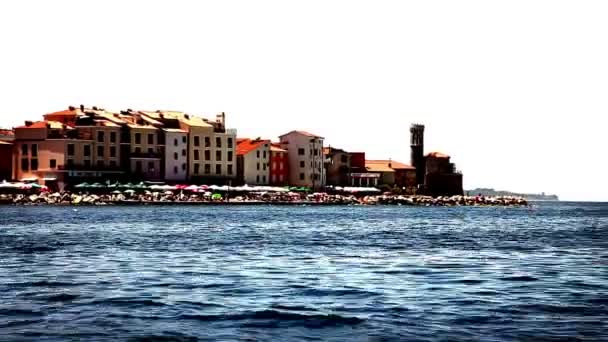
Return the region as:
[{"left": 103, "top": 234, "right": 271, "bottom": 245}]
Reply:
[
  {"left": 0, "top": 181, "right": 49, "bottom": 191},
  {"left": 72, "top": 182, "right": 310, "bottom": 193}
]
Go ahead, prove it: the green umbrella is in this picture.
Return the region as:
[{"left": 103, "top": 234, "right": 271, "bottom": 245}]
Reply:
[
  {"left": 90, "top": 182, "right": 104, "bottom": 188},
  {"left": 119, "top": 182, "right": 134, "bottom": 189},
  {"left": 74, "top": 182, "right": 90, "bottom": 188},
  {"left": 211, "top": 193, "right": 222, "bottom": 200}
]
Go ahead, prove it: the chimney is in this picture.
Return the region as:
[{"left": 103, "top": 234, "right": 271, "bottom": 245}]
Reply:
[
  {"left": 92, "top": 106, "right": 98, "bottom": 110},
  {"left": 184, "top": 114, "right": 190, "bottom": 120},
  {"left": 68, "top": 105, "right": 75, "bottom": 111},
  {"left": 216, "top": 112, "right": 226, "bottom": 127},
  {"left": 24, "top": 121, "right": 33, "bottom": 127},
  {"left": 80, "top": 104, "right": 84, "bottom": 111}
]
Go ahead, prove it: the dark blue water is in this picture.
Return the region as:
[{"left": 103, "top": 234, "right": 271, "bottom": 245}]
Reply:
[{"left": 0, "top": 202, "right": 607, "bottom": 341}]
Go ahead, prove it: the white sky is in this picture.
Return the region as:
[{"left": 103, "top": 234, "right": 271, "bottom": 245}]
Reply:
[{"left": 0, "top": 0, "right": 606, "bottom": 201}]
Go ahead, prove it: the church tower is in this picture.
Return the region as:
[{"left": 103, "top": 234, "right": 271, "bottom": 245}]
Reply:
[{"left": 410, "top": 124, "right": 425, "bottom": 186}]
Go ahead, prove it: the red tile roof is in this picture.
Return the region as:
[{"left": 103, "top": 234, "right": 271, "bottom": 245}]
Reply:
[
  {"left": 44, "top": 108, "right": 80, "bottom": 116},
  {"left": 16, "top": 121, "right": 49, "bottom": 129},
  {"left": 16, "top": 121, "right": 68, "bottom": 129},
  {"left": 366, "top": 160, "right": 415, "bottom": 170},
  {"left": 237, "top": 138, "right": 270, "bottom": 155},
  {"left": 426, "top": 152, "right": 450, "bottom": 158}
]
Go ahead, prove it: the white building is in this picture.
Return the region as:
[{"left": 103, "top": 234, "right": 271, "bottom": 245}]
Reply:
[
  {"left": 236, "top": 139, "right": 270, "bottom": 185},
  {"left": 279, "top": 130, "right": 325, "bottom": 189},
  {"left": 163, "top": 128, "right": 188, "bottom": 181}
]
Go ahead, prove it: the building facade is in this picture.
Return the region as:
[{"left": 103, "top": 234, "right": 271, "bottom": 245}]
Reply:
[
  {"left": 270, "top": 143, "right": 288, "bottom": 186},
  {"left": 163, "top": 128, "right": 188, "bottom": 182},
  {"left": 324, "top": 147, "right": 351, "bottom": 186},
  {"left": 236, "top": 139, "right": 271, "bottom": 185},
  {"left": 279, "top": 131, "right": 325, "bottom": 189}
]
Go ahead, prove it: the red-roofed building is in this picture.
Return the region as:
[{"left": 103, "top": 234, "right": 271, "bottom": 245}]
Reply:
[
  {"left": 365, "top": 159, "right": 417, "bottom": 191},
  {"left": 236, "top": 138, "right": 271, "bottom": 185},
  {"left": 279, "top": 130, "right": 325, "bottom": 189},
  {"left": 270, "top": 143, "right": 288, "bottom": 186}
]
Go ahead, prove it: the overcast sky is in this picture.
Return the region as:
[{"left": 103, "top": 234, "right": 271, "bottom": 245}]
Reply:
[{"left": 0, "top": 0, "right": 606, "bottom": 201}]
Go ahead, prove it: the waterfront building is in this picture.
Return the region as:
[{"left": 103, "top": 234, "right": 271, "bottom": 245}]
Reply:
[
  {"left": 176, "top": 112, "right": 236, "bottom": 184},
  {"left": 324, "top": 147, "right": 351, "bottom": 186},
  {"left": 0, "top": 141, "right": 13, "bottom": 181},
  {"left": 279, "top": 130, "right": 325, "bottom": 189},
  {"left": 424, "top": 152, "right": 463, "bottom": 196},
  {"left": 409, "top": 124, "right": 464, "bottom": 196},
  {"left": 236, "top": 138, "right": 271, "bottom": 185},
  {"left": 364, "top": 160, "right": 416, "bottom": 190},
  {"left": 163, "top": 128, "right": 188, "bottom": 182},
  {"left": 347, "top": 152, "right": 380, "bottom": 187},
  {"left": 270, "top": 143, "right": 288, "bottom": 186}
]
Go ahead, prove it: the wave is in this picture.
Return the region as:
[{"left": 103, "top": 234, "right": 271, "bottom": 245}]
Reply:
[
  {"left": 46, "top": 293, "right": 79, "bottom": 302},
  {"left": 499, "top": 275, "right": 539, "bottom": 282},
  {"left": 180, "top": 309, "right": 364, "bottom": 328},
  {"left": 92, "top": 298, "right": 166, "bottom": 307}
]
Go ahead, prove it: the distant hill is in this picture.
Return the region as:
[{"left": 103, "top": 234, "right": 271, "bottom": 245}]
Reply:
[{"left": 465, "top": 188, "right": 559, "bottom": 201}]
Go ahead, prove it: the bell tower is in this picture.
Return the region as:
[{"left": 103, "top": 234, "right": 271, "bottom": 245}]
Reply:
[{"left": 410, "top": 124, "right": 425, "bottom": 186}]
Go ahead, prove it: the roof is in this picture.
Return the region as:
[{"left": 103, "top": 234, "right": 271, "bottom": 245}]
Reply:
[
  {"left": 365, "top": 162, "right": 395, "bottom": 173},
  {"left": 44, "top": 108, "right": 81, "bottom": 117},
  {"left": 279, "top": 130, "right": 323, "bottom": 139},
  {"left": 95, "top": 120, "right": 119, "bottom": 127},
  {"left": 365, "top": 160, "right": 415, "bottom": 171},
  {"left": 237, "top": 138, "right": 270, "bottom": 155},
  {"left": 271, "top": 146, "right": 287, "bottom": 153},
  {"left": 128, "top": 124, "right": 158, "bottom": 130},
  {"left": 16, "top": 120, "right": 67, "bottom": 129},
  {"left": 426, "top": 152, "right": 450, "bottom": 159},
  {"left": 163, "top": 128, "right": 187, "bottom": 133}
]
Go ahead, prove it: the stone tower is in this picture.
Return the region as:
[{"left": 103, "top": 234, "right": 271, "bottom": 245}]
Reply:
[{"left": 410, "top": 124, "right": 425, "bottom": 186}]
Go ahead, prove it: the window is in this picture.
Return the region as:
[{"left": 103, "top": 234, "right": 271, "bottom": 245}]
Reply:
[
  {"left": 299, "top": 173, "right": 305, "bottom": 180},
  {"left": 67, "top": 144, "right": 74, "bottom": 156},
  {"left": 216, "top": 137, "right": 222, "bottom": 148},
  {"left": 97, "top": 131, "right": 104, "bottom": 143},
  {"left": 135, "top": 147, "right": 141, "bottom": 154},
  {"left": 110, "top": 146, "right": 116, "bottom": 158},
  {"left": 205, "top": 150, "right": 210, "bottom": 161},
  {"left": 194, "top": 163, "right": 200, "bottom": 174},
  {"left": 279, "top": 174, "right": 283, "bottom": 182},
  {"left": 182, "top": 149, "right": 186, "bottom": 156},
  {"left": 135, "top": 161, "right": 142, "bottom": 173},
  {"left": 227, "top": 138, "right": 233, "bottom": 148},
  {"left": 300, "top": 161, "right": 305, "bottom": 168},
  {"left": 21, "top": 158, "right": 28, "bottom": 171},
  {"left": 31, "top": 158, "right": 38, "bottom": 171},
  {"left": 21, "top": 144, "right": 28, "bottom": 156},
  {"left": 216, "top": 151, "right": 221, "bottom": 161},
  {"left": 205, "top": 137, "right": 210, "bottom": 147},
  {"left": 194, "top": 150, "right": 200, "bottom": 160},
  {"left": 84, "top": 159, "right": 91, "bottom": 167},
  {"left": 263, "top": 150, "right": 267, "bottom": 159},
  {"left": 227, "top": 164, "right": 233, "bottom": 175},
  {"left": 84, "top": 145, "right": 91, "bottom": 157},
  {"left": 110, "top": 132, "right": 116, "bottom": 143},
  {"left": 273, "top": 162, "right": 276, "bottom": 170},
  {"left": 256, "top": 175, "right": 260, "bottom": 183},
  {"left": 182, "top": 163, "right": 186, "bottom": 171},
  {"left": 263, "top": 163, "right": 266, "bottom": 171},
  {"left": 216, "top": 164, "right": 221, "bottom": 174},
  {"left": 341, "top": 155, "right": 348, "bottom": 163},
  {"left": 257, "top": 163, "right": 260, "bottom": 170},
  {"left": 109, "top": 160, "right": 117, "bottom": 167},
  {"left": 182, "top": 136, "right": 187, "bottom": 144},
  {"left": 194, "top": 136, "right": 200, "bottom": 147},
  {"left": 135, "top": 133, "right": 141, "bottom": 145},
  {"left": 50, "top": 159, "right": 56, "bottom": 169},
  {"left": 97, "top": 160, "right": 104, "bottom": 167},
  {"left": 148, "top": 161, "right": 154, "bottom": 170},
  {"left": 314, "top": 149, "right": 318, "bottom": 156},
  {"left": 204, "top": 164, "right": 210, "bottom": 174},
  {"left": 67, "top": 159, "right": 74, "bottom": 167},
  {"left": 97, "top": 146, "right": 104, "bottom": 157},
  {"left": 148, "top": 134, "right": 154, "bottom": 145},
  {"left": 257, "top": 150, "right": 260, "bottom": 158},
  {"left": 262, "top": 175, "right": 266, "bottom": 183},
  {"left": 174, "top": 166, "right": 178, "bottom": 174},
  {"left": 298, "top": 148, "right": 305, "bottom": 155},
  {"left": 227, "top": 151, "right": 233, "bottom": 162},
  {"left": 148, "top": 148, "right": 153, "bottom": 155},
  {"left": 31, "top": 144, "right": 38, "bottom": 157},
  {"left": 174, "top": 138, "right": 178, "bottom": 146},
  {"left": 272, "top": 175, "right": 276, "bottom": 183}
]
